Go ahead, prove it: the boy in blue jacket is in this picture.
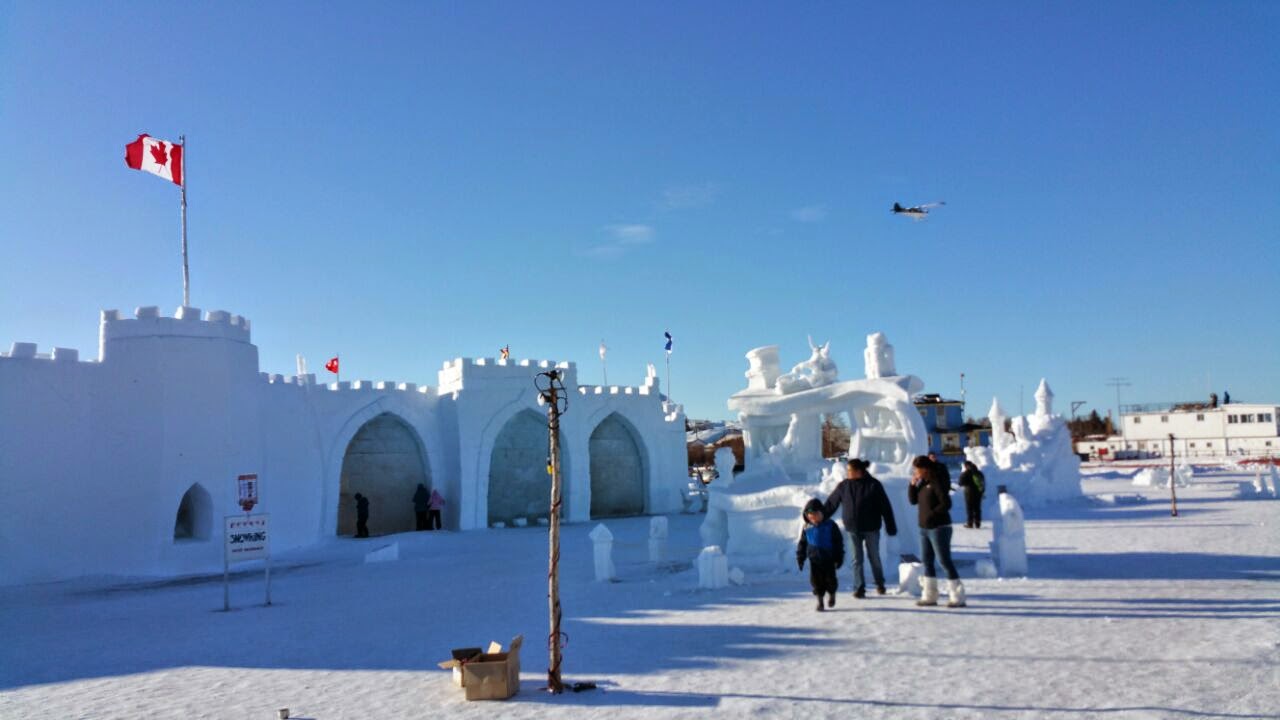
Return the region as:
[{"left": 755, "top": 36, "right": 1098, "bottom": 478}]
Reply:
[{"left": 797, "top": 498, "right": 845, "bottom": 611}]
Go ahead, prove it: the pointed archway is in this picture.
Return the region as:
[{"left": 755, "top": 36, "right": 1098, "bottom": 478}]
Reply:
[
  {"left": 337, "top": 413, "right": 430, "bottom": 536},
  {"left": 589, "top": 413, "right": 647, "bottom": 518},
  {"left": 488, "top": 409, "right": 565, "bottom": 526},
  {"left": 174, "top": 483, "right": 212, "bottom": 541}
]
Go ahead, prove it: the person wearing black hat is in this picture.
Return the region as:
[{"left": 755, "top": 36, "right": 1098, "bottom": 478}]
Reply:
[
  {"left": 796, "top": 498, "right": 844, "bottom": 611},
  {"left": 824, "top": 458, "right": 897, "bottom": 598}
]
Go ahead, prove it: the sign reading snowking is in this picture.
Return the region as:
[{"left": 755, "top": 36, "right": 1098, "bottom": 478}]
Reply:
[{"left": 224, "top": 515, "right": 270, "bottom": 562}]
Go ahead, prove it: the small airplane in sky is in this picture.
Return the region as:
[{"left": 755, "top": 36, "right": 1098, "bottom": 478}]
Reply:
[{"left": 891, "top": 201, "right": 945, "bottom": 220}]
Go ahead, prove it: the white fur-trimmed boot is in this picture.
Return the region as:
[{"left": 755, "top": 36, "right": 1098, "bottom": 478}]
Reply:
[
  {"left": 916, "top": 576, "right": 938, "bottom": 607},
  {"left": 947, "top": 579, "right": 967, "bottom": 608}
]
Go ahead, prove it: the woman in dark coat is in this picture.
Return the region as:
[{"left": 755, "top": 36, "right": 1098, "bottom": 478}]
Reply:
[{"left": 908, "top": 455, "right": 965, "bottom": 607}]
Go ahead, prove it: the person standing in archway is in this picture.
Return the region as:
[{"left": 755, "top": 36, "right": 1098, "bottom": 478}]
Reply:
[
  {"left": 428, "top": 488, "right": 446, "bottom": 530},
  {"left": 413, "top": 484, "right": 430, "bottom": 531},
  {"left": 354, "top": 493, "right": 370, "bottom": 538}
]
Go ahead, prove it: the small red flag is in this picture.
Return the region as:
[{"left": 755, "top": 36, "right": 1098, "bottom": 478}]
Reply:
[{"left": 325, "top": 357, "right": 339, "bottom": 374}]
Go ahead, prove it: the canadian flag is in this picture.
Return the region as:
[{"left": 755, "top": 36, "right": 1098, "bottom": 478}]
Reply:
[
  {"left": 325, "top": 357, "right": 339, "bottom": 374},
  {"left": 125, "top": 134, "right": 183, "bottom": 186}
]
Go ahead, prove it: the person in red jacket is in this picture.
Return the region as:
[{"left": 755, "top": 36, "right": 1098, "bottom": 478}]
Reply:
[{"left": 908, "top": 455, "right": 966, "bottom": 608}]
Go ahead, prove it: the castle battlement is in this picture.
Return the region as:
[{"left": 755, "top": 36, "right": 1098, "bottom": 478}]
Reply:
[
  {"left": 100, "top": 306, "right": 252, "bottom": 351},
  {"left": 0, "top": 343, "right": 93, "bottom": 365},
  {"left": 437, "top": 357, "right": 577, "bottom": 395},
  {"left": 257, "top": 373, "right": 436, "bottom": 397}
]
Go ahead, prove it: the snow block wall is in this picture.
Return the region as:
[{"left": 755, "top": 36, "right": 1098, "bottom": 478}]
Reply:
[{"left": 0, "top": 307, "right": 686, "bottom": 584}]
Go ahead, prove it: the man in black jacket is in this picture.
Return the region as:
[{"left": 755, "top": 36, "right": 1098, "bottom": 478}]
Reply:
[{"left": 825, "top": 458, "right": 897, "bottom": 598}]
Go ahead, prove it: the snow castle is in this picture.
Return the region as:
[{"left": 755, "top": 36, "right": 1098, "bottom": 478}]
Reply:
[{"left": 0, "top": 306, "right": 687, "bottom": 584}]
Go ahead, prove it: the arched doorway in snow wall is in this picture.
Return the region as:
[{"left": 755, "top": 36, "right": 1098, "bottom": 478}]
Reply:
[
  {"left": 488, "top": 409, "right": 566, "bottom": 527},
  {"left": 589, "top": 413, "right": 647, "bottom": 518},
  {"left": 337, "top": 413, "right": 430, "bottom": 536}
]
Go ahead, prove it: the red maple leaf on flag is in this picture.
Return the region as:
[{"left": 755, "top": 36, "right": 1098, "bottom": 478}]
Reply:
[{"left": 150, "top": 142, "right": 168, "bottom": 167}]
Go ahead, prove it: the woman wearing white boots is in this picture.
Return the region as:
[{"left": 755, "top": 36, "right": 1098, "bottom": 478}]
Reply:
[{"left": 908, "top": 455, "right": 966, "bottom": 608}]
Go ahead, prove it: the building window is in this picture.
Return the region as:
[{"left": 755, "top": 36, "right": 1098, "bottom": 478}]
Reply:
[
  {"left": 1134, "top": 417, "right": 1142, "bottom": 424},
  {"left": 1261, "top": 413, "right": 1274, "bottom": 422},
  {"left": 1228, "top": 415, "right": 1237, "bottom": 424},
  {"left": 1206, "top": 442, "right": 1213, "bottom": 447},
  {"left": 1189, "top": 442, "right": 1196, "bottom": 448},
  {"left": 1196, "top": 414, "right": 1204, "bottom": 421},
  {"left": 1160, "top": 415, "right": 1169, "bottom": 423},
  {"left": 1267, "top": 441, "right": 1273, "bottom": 447}
]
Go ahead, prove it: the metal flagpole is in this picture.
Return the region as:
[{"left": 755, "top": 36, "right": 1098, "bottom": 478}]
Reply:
[
  {"left": 179, "top": 135, "right": 190, "bottom": 307},
  {"left": 600, "top": 341, "right": 608, "bottom": 386},
  {"left": 665, "top": 354, "right": 671, "bottom": 401}
]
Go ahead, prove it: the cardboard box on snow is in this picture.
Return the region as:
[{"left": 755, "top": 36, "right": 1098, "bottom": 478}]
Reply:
[{"left": 438, "top": 635, "right": 523, "bottom": 701}]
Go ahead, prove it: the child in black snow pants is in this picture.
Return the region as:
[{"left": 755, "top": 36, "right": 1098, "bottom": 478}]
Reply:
[{"left": 797, "top": 498, "right": 845, "bottom": 611}]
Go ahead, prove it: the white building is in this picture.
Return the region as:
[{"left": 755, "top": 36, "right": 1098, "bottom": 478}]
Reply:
[
  {"left": 1076, "top": 402, "right": 1279, "bottom": 459},
  {"left": 0, "top": 306, "right": 687, "bottom": 584}
]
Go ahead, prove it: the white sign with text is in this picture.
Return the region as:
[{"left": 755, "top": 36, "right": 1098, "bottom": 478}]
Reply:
[{"left": 224, "top": 515, "right": 270, "bottom": 563}]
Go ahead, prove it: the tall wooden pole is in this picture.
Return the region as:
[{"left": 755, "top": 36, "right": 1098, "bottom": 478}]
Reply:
[
  {"left": 546, "top": 373, "right": 564, "bottom": 693},
  {"left": 1168, "top": 433, "right": 1179, "bottom": 517},
  {"left": 179, "top": 135, "right": 190, "bottom": 307}
]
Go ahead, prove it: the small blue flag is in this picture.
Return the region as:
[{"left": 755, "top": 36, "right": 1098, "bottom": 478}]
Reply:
[{"left": 664, "top": 331, "right": 673, "bottom": 354}]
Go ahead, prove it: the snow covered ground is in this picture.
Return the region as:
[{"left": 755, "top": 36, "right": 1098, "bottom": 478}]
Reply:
[{"left": 2, "top": 470, "right": 1277, "bottom": 719}]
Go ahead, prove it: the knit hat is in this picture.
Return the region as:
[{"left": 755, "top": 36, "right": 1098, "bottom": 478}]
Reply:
[
  {"left": 846, "top": 458, "right": 870, "bottom": 472},
  {"left": 802, "top": 498, "right": 825, "bottom": 519}
]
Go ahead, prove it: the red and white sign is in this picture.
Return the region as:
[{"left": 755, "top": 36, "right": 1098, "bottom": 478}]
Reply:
[
  {"left": 237, "top": 473, "right": 259, "bottom": 513},
  {"left": 124, "top": 134, "right": 184, "bottom": 186},
  {"left": 224, "top": 515, "right": 270, "bottom": 563}
]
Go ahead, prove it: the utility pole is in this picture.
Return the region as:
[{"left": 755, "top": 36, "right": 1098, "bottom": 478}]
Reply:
[
  {"left": 1168, "top": 433, "right": 1179, "bottom": 517},
  {"left": 536, "top": 369, "right": 568, "bottom": 693},
  {"left": 1106, "top": 378, "right": 1132, "bottom": 450},
  {"left": 1070, "top": 401, "right": 1087, "bottom": 421}
]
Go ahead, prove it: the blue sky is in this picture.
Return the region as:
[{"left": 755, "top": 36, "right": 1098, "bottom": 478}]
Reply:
[{"left": 2, "top": 2, "right": 1277, "bottom": 421}]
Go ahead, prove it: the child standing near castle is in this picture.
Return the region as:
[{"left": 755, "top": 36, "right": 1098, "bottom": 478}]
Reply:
[{"left": 797, "top": 498, "right": 844, "bottom": 611}]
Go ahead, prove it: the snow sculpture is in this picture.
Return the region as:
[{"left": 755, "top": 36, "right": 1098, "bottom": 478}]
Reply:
[
  {"left": 744, "top": 345, "right": 781, "bottom": 390},
  {"left": 775, "top": 337, "right": 837, "bottom": 395},
  {"left": 991, "top": 492, "right": 1027, "bottom": 577},
  {"left": 964, "top": 379, "right": 1083, "bottom": 508},
  {"left": 863, "top": 332, "right": 896, "bottom": 380},
  {"left": 589, "top": 524, "right": 616, "bottom": 582},
  {"left": 702, "top": 336, "right": 927, "bottom": 569},
  {"left": 648, "top": 516, "right": 668, "bottom": 562},
  {"left": 714, "top": 446, "right": 736, "bottom": 489},
  {"left": 697, "top": 546, "right": 729, "bottom": 589}
]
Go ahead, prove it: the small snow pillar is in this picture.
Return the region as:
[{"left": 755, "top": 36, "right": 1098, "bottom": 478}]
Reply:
[
  {"left": 992, "top": 491, "right": 1027, "bottom": 577},
  {"left": 648, "top": 516, "right": 668, "bottom": 563},
  {"left": 1265, "top": 466, "right": 1279, "bottom": 498},
  {"left": 697, "top": 546, "right": 729, "bottom": 589},
  {"left": 589, "top": 524, "right": 616, "bottom": 582}
]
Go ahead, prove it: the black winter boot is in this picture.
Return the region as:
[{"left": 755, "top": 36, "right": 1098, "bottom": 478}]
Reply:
[
  {"left": 854, "top": 587, "right": 866, "bottom": 599},
  {"left": 827, "top": 591, "right": 835, "bottom": 608},
  {"left": 815, "top": 596, "right": 825, "bottom": 612}
]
